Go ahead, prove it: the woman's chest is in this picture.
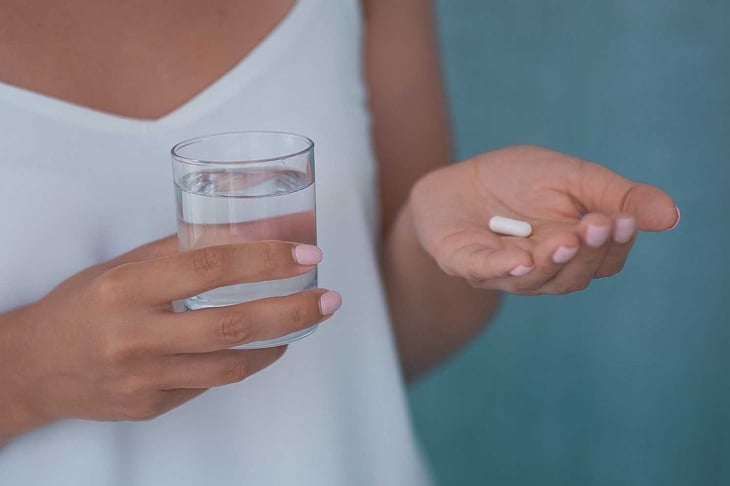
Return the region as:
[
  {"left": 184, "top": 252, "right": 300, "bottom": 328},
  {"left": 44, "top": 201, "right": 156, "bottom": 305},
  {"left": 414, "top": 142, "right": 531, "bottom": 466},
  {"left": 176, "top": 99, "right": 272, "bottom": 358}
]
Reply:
[{"left": 0, "top": 0, "right": 295, "bottom": 119}]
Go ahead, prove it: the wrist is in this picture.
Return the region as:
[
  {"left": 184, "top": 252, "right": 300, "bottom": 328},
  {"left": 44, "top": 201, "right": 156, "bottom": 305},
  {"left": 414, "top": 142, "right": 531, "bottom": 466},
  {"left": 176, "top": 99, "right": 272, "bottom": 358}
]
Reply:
[
  {"left": 0, "top": 304, "right": 54, "bottom": 445},
  {"left": 0, "top": 399, "right": 48, "bottom": 447},
  {"left": 384, "top": 198, "right": 429, "bottom": 266}
]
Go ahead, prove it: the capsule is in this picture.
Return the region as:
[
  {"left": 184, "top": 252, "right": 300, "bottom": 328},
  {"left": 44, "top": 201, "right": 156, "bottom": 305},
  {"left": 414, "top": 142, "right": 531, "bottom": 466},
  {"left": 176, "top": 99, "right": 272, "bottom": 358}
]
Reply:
[{"left": 488, "top": 216, "right": 532, "bottom": 237}]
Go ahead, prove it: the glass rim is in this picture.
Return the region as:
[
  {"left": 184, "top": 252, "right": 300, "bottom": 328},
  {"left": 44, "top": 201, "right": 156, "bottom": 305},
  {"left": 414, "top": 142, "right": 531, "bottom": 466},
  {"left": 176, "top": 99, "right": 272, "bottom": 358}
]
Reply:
[{"left": 170, "top": 130, "right": 315, "bottom": 166}]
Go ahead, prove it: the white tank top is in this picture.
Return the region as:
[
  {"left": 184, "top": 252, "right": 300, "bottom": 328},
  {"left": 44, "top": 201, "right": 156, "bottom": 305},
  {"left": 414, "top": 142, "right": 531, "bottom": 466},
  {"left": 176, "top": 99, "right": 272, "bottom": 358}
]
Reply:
[{"left": 0, "top": 1, "right": 433, "bottom": 484}]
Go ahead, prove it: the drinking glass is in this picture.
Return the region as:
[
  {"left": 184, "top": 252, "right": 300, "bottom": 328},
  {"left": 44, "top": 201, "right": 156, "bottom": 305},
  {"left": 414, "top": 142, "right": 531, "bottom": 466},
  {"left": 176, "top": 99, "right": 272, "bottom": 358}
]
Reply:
[{"left": 171, "top": 131, "right": 317, "bottom": 348}]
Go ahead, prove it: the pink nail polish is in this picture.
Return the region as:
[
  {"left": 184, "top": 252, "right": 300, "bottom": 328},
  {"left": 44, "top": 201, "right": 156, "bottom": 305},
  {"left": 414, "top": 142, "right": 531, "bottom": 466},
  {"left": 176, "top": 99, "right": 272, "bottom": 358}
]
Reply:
[
  {"left": 319, "top": 291, "right": 342, "bottom": 315},
  {"left": 669, "top": 206, "right": 681, "bottom": 230},
  {"left": 293, "top": 245, "right": 323, "bottom": 265},
  {"left": 614, "top": 217, "right": 636, "bottom": 244},
  {"left": 552, "top": 246, "right": 578, "bottom": 264},
  {"left": 585, "top": 224, "right": 611, "bottom": 248},
  {"left": 509, "top": 265, "right": 534, "bottom": 277}
]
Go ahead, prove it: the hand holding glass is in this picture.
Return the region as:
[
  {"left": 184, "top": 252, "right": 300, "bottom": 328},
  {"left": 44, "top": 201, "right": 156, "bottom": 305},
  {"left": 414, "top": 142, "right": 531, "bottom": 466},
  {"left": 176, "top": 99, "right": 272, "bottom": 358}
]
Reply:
[{"left": 171, "top": 131, "right": 317, "bottom": 348}]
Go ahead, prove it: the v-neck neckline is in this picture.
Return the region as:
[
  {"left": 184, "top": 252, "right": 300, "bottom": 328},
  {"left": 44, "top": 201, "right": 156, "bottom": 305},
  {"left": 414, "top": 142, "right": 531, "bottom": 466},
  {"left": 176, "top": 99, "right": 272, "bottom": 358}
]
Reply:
[{"left": 0, "top": 0, "right": 315, "bottom": 134}]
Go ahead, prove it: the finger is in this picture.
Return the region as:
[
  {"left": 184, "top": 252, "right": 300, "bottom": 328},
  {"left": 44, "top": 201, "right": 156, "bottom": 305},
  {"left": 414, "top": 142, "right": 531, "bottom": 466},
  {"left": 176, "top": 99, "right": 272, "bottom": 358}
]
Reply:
[
  {"left": 539, "top": 213, "right": 612, "bottom": 294},
  {"left": 573, "top": 161, "right": 679, "bottom": 231},
  {"left": 150, "top": 289, "right": 340, "bottom": 353},
  {"left": 595, "top": 214, "right": 637, "bottom": 278},
  {"left": 444, "top": 243, "right": 534, "bottom": 281},
  {"left": 109, "top": 241, "right": 322, "bottom": 304},
  {"left": 158, "top": 347, "right": 286, "bottom": 389},
  {"left": 503, "top": 231, "right": 581, "bottom": 292},
  {"left": 578, "top": 213, "right": 614, "bottom": 250},
  {"left": 85, "top": 235, "right": 180, "bottom": 278}
]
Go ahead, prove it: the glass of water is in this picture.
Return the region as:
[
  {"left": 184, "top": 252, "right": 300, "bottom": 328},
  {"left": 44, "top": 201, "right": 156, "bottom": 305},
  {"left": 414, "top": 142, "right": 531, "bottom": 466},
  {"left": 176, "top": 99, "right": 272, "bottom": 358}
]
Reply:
[{"left": 171, "top": 131, "right": 317, "bottom": 348}]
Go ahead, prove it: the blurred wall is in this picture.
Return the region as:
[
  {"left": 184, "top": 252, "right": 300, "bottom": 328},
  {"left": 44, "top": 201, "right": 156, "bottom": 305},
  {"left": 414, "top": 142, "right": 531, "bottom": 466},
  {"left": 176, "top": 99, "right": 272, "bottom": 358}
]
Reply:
[{"left": 408, "top": 1, "right": 730, "bottom": 485}]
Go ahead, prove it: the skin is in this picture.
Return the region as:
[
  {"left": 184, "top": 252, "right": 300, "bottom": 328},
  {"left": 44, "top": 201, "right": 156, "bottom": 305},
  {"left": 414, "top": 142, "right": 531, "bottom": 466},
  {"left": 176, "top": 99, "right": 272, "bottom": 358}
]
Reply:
[
  {"left": 364, "top": 0, "right": 676, "bottom": 377},
  {"left": 0, "top": 0, "right": 678, "bottom": 446},
  {"left": 0, "top": 237, "right": 338, "bottom": 444}
]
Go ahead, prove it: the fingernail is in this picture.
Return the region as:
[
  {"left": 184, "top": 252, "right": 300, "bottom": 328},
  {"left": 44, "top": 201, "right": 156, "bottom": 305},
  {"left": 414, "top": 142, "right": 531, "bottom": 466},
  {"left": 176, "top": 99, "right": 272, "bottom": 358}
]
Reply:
[
  {"left": 319, "top": 291, "right": 342, "bottom": 315},
  {"left": 585, "top": 224, "right": 611, "bottom": 248},
  {"left": 614, "top": 217, "right": 636, "bottom": 244},
  {"left": 509, "top": 265, "right": 534, "bottom": 277},
  {"left": 669, "top": 206, "right": 681, "bottom": 230},
  {"left": 293, "top": 245, "right": 322, "bottom": 265},
  {"left": 552, "top": 246, "right": 578, "bottom": 264}
]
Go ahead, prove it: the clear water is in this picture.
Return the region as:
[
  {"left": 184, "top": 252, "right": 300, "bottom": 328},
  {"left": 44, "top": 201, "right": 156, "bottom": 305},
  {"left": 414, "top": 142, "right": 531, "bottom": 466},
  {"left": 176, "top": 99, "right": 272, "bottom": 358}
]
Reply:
[{"left": 175, "top": 168, "right": 317, "bottom": 347}]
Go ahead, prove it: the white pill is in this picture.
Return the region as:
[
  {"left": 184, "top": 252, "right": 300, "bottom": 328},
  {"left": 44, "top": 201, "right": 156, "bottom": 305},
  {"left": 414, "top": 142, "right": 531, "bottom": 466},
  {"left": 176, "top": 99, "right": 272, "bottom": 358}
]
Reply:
[{"left": 488, "top": 216, "right": 532, "bottom": 237}]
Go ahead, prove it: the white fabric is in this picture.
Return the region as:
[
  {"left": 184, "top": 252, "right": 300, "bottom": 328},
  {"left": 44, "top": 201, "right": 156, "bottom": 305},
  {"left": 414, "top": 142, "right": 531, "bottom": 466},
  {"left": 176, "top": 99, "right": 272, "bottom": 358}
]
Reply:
[{"left": 0, "top": 1, "right": 433, "bottom": 484}]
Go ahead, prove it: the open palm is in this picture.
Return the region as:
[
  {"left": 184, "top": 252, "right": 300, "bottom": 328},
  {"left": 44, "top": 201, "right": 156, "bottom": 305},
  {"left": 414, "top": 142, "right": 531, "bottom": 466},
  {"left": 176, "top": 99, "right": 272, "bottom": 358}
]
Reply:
[{"left": 410, "top": 145, "right": 678, "bottom": 294}]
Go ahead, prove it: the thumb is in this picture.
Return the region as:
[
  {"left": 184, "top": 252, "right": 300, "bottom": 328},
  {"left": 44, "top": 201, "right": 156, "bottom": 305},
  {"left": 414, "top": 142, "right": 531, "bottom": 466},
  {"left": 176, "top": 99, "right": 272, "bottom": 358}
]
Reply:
[
  {"left": 576, "top": 161, "right": 679, "bottom": 231},
  {"left": 620, "top": 183, "right": 679, "bottom": 231}
]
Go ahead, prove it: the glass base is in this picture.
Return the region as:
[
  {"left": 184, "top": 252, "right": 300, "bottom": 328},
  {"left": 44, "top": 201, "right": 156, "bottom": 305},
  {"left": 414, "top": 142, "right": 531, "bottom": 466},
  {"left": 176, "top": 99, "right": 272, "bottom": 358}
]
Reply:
[
  {"left": 234, "top": 324, "right": 318, "bottom": 349},
  {"left": 182, "top": 270, "right": 318, "bottom": 349},
  {"left": 182, "top": 299, "right": 319, "bottom": 349}
]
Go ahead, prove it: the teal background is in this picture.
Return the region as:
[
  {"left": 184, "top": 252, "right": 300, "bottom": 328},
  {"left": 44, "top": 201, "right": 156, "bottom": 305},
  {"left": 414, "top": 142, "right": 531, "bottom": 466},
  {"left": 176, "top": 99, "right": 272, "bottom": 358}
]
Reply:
[{"left": 408, "top": 1, "right": 729, "bottom": 485}]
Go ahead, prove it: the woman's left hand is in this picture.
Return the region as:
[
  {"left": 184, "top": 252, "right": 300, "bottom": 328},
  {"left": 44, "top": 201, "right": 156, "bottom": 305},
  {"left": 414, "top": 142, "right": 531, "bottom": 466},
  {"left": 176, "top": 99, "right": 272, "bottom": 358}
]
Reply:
[{"left": 409, "top": 145, "right": 679, "bottom": 295}]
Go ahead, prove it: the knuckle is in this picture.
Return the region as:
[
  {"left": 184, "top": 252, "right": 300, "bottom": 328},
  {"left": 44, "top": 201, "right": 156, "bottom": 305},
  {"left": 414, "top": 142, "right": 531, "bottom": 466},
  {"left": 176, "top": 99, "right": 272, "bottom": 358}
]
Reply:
[
  {"left": 92, "top": 268, "right": 129, "bottom": 304},
  {"left": 113, "top": 376, "right": 150, "bottom": 407},
  {"left": 290, "top": 300, "right": 312, "bottom": 327},
  {"left": 216, "top": 309, "right": 252, "bottom": 345},
  {"left": 121, "top": 374, "right": 152, "bottom": 396},
  {"left": 256, "top": 241, "right": 297, "bottom": 280},
  {"left": 222, "top": 357, "right": 250, "bottom": 383},
  {"left": 114, "top": 378, "right": 163, "bottom": 420},
  {"left": 289, "top": 305, "right": 305, "bottom": 328},
  {"left": 192, "top": 246, "right": 231, "bottom": 280},
  {"left": 259, "top": 242, "right": 279, "bottom": 270},
  {"left": 100, "top": 329, "right": 136, "bottom": 365}
]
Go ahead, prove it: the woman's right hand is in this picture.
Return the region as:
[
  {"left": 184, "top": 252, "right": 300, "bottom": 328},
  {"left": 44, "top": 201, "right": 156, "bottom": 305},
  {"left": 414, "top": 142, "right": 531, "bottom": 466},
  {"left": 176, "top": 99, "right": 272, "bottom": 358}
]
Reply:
[{"left": 0, "top": 236, "right": 341, "bottom": 445}]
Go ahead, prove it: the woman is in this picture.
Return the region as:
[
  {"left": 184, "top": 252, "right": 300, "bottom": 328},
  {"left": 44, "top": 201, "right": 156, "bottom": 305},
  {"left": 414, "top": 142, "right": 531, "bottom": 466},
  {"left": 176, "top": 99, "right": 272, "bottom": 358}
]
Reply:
[{"left": 0, "top": 0, "right": 678, "bottom": 484}]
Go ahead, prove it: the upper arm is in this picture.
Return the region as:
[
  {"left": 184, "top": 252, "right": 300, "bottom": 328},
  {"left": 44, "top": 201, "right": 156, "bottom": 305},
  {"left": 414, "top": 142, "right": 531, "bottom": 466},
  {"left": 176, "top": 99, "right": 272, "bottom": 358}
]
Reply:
[{"left": 362, "top": 0, "right": 453, "bottom": 235}]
